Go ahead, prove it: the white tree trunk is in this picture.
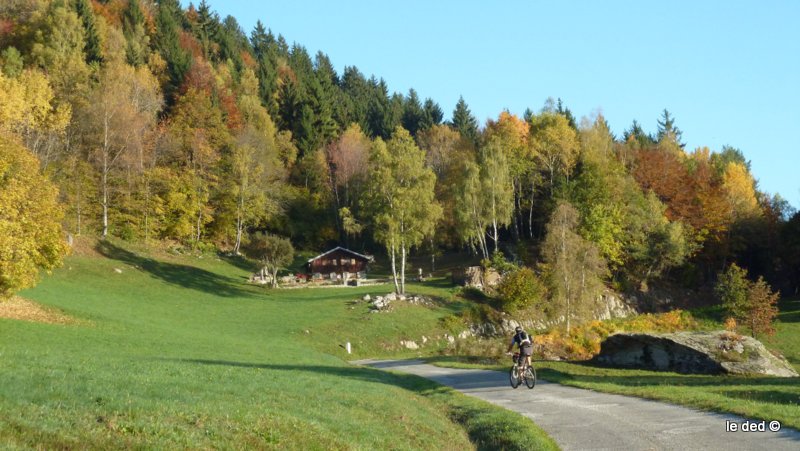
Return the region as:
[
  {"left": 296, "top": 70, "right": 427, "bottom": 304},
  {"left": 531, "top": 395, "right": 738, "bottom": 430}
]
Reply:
[
  {"left": 390, "top": 241, "right": 400, "bottom": 294},
  {"left": 400, "top": 243, "right": 406, "bottom": 295}
]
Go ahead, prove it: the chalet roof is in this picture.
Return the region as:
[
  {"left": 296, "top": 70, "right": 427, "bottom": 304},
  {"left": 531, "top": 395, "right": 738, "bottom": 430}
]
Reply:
[{"left": 307, "top": 246, "right": 375, "bottom": 263}]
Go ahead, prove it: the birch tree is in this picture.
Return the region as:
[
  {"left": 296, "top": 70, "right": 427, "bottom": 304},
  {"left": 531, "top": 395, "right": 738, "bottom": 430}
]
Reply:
[{"left": 363, "top": 127, "right": 441, "bottom": 294}]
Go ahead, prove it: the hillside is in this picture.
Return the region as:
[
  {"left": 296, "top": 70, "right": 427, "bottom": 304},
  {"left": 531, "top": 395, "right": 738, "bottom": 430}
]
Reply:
[{"left": 0, "top": 241, "right": 555, "bottom": 449}]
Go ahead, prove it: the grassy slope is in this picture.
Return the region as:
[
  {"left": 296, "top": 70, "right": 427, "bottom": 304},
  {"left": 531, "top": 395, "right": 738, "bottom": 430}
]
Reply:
[
  {"left": 0, "top": 241, "right": 556, "bottom": 450},
  {"left": 430, "top": 297, "right": 800, "bottom": 430}
]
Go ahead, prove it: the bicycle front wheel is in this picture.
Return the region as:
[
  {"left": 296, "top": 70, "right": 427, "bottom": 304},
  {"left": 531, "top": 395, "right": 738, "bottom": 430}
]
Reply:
[
  {"left": 524, "top": 365, "right": 536, "bottom": 389},
  {"left": 509, "top": 365, "right": 520, "bottom": 389}
]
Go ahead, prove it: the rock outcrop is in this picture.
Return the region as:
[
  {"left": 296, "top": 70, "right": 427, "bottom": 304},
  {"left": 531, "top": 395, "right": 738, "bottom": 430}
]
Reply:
[
  {"left": 594, "top": 331, "right": 798, "bottom": 377},
  {"left": 367, "top": 293, "right": 433, "bottom": 312},
  {"left": 452, "top": 266, "right": 502, "bottom": 290}
]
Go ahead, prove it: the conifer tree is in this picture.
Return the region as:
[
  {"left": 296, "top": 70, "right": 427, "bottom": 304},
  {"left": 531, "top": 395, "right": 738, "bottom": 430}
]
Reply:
[{"left": 451, "top": 96, "right": 479, "bottom": 144}]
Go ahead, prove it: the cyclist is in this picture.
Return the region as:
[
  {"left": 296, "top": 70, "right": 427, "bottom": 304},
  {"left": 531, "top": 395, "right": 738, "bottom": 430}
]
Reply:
[{"left": 507, "top": 326, "right": 533, "bottom": 371}]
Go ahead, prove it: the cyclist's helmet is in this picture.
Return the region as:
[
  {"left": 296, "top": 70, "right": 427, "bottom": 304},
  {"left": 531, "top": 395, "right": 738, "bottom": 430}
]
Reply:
[{"left": 515, "top": 326, "right": 523, "bottom": 333}]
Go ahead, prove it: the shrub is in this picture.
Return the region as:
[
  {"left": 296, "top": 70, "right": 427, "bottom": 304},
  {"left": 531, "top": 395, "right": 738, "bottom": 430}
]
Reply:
[{"left": 495, "top": 267, "right": 544, "bottom": 311}]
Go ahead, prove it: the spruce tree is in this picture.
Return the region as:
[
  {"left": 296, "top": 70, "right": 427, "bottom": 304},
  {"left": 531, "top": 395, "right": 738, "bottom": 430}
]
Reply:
[
  {"left": 73, "top": 0, "right": 103, "bottom": 64},
  {"left": 451, "top": 96, "right": 479, "bottom": 144}
]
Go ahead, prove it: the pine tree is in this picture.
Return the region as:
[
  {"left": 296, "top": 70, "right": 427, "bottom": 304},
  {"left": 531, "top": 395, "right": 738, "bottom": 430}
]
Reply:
[
  {"left": 155, "top": 0, "right": 191, "bottom": 105},
  {"left": 420, "top": 98, "right": 443, "bottom": 130},
  {"left": 73, "top": 0, "right": 103, "bottom": 65},
  {"left": 122, "top": 0, "right": 148, "bottom": 66},
  {"left": 401, "top": 88, "right": 424, "bottom": 136},
  {"left": 451, "top": 96, "right": 479, "bottom": 144},
  {"left": 656, "top": 109, "right": 684, "bottom": 147}
]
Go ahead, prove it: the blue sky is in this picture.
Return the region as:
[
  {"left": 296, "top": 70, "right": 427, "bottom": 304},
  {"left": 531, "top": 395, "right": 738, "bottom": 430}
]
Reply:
[{"left": 194, "top": 0, "right": 799, "bottom": 208}]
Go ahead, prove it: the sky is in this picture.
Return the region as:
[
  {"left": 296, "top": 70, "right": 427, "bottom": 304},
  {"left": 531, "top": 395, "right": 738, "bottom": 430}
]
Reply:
[{"left": 192, "top": 0, "right": 800, "bottom": 208}]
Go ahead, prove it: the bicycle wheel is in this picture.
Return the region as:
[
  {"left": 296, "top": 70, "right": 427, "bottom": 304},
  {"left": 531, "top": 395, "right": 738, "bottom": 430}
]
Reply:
[
  {"left": 509, "top": 365, "right": 520, "bottom": 389},
  {"left": 524, "top": 365, "right": 536, "bottom": 389}
]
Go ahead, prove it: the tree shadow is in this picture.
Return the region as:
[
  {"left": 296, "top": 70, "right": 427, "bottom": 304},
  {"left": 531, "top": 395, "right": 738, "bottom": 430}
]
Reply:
[
  {"left": 217, "top": 252, "right": 257, "bottom": 275},
  {"left": 165, "top": 358, "right": 504, "bottom": 391},
  {"left": 95, "top": 241, "right": 257, "bottom": 298},
  {"left": 778, "top": 298, "right": 800, "bottom": 323}
]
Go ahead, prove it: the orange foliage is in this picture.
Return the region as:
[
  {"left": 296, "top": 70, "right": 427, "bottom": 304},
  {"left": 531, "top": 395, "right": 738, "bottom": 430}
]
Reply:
[
  {"left": 92, "top": 0, "right": 124, "bottom": 27},
  {"left": 240, "top": 50, "right": 256, "bottom": 69},
  {"left": 633, "top": 146, "right": 730, "bottom": 243},
  {"left": 486, "top": 111, "right": 529, "bottom": 144},
  {"left": 218, "top": 89, "right": 243, "bottom": 131},
  {"left": 179, "top": 30, "right": 203, "bottom": 59},
  {"left": 181, "top": 57, "right": 215, "bottom": 95}
]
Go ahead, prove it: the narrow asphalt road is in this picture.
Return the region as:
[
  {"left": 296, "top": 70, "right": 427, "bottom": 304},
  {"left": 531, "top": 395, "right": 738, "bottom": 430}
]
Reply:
[{"left": 354, "top": 359, "right": 800, "bottom": 451}]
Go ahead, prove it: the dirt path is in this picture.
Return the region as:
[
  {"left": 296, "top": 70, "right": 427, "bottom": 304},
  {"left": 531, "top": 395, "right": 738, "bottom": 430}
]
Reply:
[{"left": 354, "top": 359, "right": 800, "bottom": 451}]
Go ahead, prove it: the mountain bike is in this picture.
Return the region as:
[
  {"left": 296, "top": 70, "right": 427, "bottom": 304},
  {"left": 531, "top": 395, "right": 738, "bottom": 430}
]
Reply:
[{"left": 509, "top": 352, "right": 536, "bottom": 389}]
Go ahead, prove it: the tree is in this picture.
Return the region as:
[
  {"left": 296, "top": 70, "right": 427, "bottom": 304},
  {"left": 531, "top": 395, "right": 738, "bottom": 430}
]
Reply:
[
  {"left": 496, "top": 267, "right": 544, "bottom": 312},
  {"left": 83, "top": 61, "right": 162, "bottom": 238},
  {"left": 715, "top": 264, "right": 779, "bottom": 338},
  {"left": 122, "top": 0, "right": 149, "bottom": 66},
  {"left": 542, "top": 202, "right": 607, "bottom": 333},
  {"left": 73, "top": 0, "right": 103, "bottom": 65},
  {"left": 0, "top": 136, "right": 69, "bottom": 297},
  {"left": 451, "top": 96, "right": 479, "bottom": 144},
  {"left": 362, "top": 127, "right": 441, "bottom": 294},
  {"left": 479, "top": 136, "right": 514, "bottom": 253},
  {"left": 326, "top": 123, "right": 370, "bottom": 213},
  {"left": 715, "top": 263, "right": 750, "bottom": 321},
  {"left": 243, "top": 232, "right": 294, "bottom": 288},
  {"left": 744, "top": 276, "right": 779, "bottom": 338},
  {"left": 529, "top": 112, "right": 579, "bottom": 194},
  {"left": 656, "top": 109, "right": 684, "bottom": 147},
  {"left": 454, "top": 159, "right": 489, "bottom": 258}
]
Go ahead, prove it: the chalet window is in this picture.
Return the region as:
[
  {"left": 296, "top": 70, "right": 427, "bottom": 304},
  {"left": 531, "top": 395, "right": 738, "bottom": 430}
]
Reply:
[{"left": 350, "top": 258, "right": 356, "bottom": 265}]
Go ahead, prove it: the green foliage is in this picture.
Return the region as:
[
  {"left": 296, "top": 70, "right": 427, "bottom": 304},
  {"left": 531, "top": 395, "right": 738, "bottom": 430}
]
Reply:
[
  {"left": 481, "top": 251, "right": 518, "bottom": 274},
  {"left": 242, "top": 232, "right": 294, "bottom": 287},
  {"left": 496, "top": 267, "right": 544, "bottom": 311},
  {"left": 0, "top": 47, "right": 23, "bottom": 77},
  {"left": 72, "top": 0, "right": 102, "bottom": 64},
  {"left": 451, "top": 96, "right": 479, "bottom": 144},
  {"left": 715, "top": 263, "right": 750, "bottom": 320}
]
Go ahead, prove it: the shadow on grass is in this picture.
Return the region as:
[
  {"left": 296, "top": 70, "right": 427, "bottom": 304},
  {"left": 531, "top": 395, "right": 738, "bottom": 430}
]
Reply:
[
  {"left": 169, "top": 357, "right": 505, "bottom": 391},
  {"left": 778, "top": 298, "right": 800, "bottom": 323},
  {"left": 95, "top": 241, "right": 256, "bottom": 298},
  {"left": 217, "top": 252, "right": 257, "bottom": 275}
]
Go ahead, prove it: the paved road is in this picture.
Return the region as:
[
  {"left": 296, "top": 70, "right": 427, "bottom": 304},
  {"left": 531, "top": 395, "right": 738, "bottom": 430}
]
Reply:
[{"left": 354, "top": 359, "right": 800, "bottom": 451}]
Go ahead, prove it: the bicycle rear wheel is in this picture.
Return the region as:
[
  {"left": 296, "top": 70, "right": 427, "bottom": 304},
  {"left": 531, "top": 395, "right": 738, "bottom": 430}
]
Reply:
[
  {"left": 524, "top": 365, "right": 536, "bottom": 389},
  {"left": 509, "top": 365, "right": 520, "bottom": 388}
]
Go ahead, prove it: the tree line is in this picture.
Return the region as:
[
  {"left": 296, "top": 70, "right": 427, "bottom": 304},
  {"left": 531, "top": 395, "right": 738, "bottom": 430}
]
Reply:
[{"left": 1, "top": 0, "right": 798, "bottom": 306}]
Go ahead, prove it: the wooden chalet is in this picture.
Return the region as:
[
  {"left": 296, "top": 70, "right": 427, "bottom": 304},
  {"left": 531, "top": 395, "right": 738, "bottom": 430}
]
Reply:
[{"left": 306, "top": 247, "right": 374, "bottom": 280}]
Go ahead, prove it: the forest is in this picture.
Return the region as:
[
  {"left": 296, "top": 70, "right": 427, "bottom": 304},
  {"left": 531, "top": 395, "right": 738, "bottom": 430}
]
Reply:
[{"left": 1, "top": 0, "right": 799, "bottom": 316}]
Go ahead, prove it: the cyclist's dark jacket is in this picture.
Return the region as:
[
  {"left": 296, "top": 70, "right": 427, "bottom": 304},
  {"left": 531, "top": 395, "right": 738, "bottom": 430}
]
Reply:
[{"left": 510, "top": 331, "right": 533, "bottom": 348}]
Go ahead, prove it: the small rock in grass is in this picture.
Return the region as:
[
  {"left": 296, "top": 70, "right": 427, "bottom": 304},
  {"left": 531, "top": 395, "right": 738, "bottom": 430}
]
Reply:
[
  {"left": 363, "top": 294, "right": 371, "bottom": 302},
  {"left": 400, "top": 340, "right": 419, "bottom": 350},
  {"left": 113, "top": 268, "right": 123, "bottom": 274}
]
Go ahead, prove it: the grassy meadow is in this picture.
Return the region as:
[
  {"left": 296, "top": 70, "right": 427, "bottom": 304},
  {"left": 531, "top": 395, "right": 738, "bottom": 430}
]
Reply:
[{"left": 0, "top": 240, "right": 556, "bottom": 450}]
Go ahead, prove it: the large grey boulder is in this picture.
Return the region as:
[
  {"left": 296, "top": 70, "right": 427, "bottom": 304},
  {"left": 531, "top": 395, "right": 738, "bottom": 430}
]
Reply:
[{"left": 594, "top": 331, "right": 798, "bottom": 377}]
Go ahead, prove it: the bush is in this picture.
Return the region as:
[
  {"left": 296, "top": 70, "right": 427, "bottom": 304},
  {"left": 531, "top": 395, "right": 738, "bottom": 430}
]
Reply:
[{"left": 495, "top": 267, "right": 544, "bottom": 311}]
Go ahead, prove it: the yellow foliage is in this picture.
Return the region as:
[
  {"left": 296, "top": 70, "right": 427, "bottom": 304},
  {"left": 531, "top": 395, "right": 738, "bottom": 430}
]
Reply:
[
  {"left": 0, "top": 70, "right": 70, "bottom": 137},
  {"left": 535, "top": 310, "right": 697, "bottom": 360},
  {"left": 723, "top": 162, "right": 760, "bottom": 219},
  {"left": 0, "top": 136, "right": 70, "bottom": 297}
]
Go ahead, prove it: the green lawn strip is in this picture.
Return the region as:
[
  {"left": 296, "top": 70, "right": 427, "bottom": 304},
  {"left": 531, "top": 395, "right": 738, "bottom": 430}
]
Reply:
[
  {"left": 3, "top": 243, "right": 557, "bottom": 449},
  {"left": 410, "top": 379, "right": 560, "bottom": 451}
]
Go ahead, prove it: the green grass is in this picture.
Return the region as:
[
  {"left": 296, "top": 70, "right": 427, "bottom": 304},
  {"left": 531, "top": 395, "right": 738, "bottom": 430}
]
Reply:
[
  {"left": 429, "top": 296, "right": 800, "bottom": 431},
  {"left": 0, "top": 240, "right": 556, "bottom": 449}
]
